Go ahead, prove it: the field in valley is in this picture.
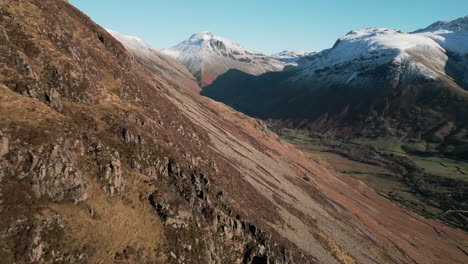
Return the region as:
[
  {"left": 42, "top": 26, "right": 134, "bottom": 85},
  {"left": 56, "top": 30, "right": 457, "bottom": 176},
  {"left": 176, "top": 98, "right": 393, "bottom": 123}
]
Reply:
[{"left": 276, "top": 129, "right": 468, "bottom": 231}]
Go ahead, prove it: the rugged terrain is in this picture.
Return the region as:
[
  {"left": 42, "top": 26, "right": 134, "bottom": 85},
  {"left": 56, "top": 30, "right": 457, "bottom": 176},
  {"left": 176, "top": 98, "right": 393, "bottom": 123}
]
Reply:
[
  {"left": 200, "top": 17, "right": 468, "bottom": 232},
  {"left": 0, "top": 1, "right": 467, "bottom": 264}
]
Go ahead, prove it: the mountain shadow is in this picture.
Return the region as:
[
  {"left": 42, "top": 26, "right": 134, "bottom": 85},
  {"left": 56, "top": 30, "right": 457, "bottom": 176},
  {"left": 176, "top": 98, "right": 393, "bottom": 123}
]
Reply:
[
  {"left": 445, "top": 51, "right": 468, "bottom": 91},
  {"left": 202, "top": 58, "right": 468, "bottom": 159}
]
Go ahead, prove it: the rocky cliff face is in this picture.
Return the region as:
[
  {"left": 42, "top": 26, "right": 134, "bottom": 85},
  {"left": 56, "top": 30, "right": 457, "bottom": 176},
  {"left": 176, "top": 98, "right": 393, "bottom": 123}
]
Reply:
[{"left": 0, "top": 1, "right": 467, "bottom": 264}]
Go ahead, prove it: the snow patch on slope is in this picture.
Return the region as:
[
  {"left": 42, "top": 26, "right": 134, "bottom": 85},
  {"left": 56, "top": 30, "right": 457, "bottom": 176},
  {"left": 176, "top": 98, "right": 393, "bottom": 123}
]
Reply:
[
  {"left": 107, "top": 29, "right": 201, "bottom": 92},
  {"left": 107, "top": 29, "right": 157, "bottom": 57}
]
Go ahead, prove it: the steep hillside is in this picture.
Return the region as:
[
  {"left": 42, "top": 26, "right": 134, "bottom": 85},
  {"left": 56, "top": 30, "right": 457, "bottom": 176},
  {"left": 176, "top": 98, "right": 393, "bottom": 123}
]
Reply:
[
  {"left": 163, "top": 31, "right": 288, "bottom": 87},
  {"left": 0, "top": 1, "right": 467, "bottom": 264},
  {"left": 107, "top": 29, "right": 201, "bottom": 93}
]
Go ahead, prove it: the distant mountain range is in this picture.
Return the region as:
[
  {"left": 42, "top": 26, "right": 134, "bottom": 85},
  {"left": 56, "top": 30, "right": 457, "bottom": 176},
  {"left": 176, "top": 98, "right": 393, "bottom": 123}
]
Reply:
[
  {"left": 108, "top": 17, "right": 468, "bottom": 160},
  {"left": 201, "top": 16, "right": 468, "bottom": 159}
]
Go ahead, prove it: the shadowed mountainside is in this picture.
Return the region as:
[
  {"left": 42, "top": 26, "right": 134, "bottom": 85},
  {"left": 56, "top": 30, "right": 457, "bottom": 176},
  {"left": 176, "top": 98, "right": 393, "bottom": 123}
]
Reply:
[{"left": 203, "top": 47, "right": 468, "bottom": 160}]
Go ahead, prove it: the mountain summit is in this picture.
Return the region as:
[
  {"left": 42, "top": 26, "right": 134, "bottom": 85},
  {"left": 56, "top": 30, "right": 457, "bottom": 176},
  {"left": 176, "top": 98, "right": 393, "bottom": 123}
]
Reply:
[
  {"left": 163, "top": 31, "right": 288, "bottom": 87},
  {"left": 415, "top": 15, "right": 468, "bottom": 33}
]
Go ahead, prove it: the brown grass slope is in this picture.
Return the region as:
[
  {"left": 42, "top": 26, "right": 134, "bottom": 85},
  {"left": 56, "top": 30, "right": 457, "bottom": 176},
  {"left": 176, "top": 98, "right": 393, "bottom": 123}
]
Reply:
[{"left": 0, "top": 0, "right": 467, "bottom": 263}]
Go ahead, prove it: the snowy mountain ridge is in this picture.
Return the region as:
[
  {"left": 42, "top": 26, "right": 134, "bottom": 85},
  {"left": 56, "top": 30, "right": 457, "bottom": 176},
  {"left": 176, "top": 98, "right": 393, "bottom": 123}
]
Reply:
[
  {"left": 270, "top": 50, "right": 315, "bottom": 62},
  {"left": 415, "top": 15, "right": 468, "bottom": 33},
  {"left": 290, "top": 16, "right": 468, "bottom": 86}
]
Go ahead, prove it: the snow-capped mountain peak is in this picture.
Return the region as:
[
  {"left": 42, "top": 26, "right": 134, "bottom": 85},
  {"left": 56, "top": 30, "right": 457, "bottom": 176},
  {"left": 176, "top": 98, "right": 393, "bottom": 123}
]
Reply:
[
  {"left": 165, "top": 31, "right": 263, "bottom": 58},
  {"left": 186, "top": 31, "right": 234, "bottom": 48},
  {"left": 163, "top": 32, "right": 288, "bottom": 87},
  {"left": 188, "top": 31, "right": 220, "bottom": 42}
]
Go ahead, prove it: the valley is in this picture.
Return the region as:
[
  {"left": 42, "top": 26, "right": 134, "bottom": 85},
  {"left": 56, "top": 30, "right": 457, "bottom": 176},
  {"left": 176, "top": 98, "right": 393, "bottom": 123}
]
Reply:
[{"left": 274, "top": 127, "right": 468, "bottom": 231}]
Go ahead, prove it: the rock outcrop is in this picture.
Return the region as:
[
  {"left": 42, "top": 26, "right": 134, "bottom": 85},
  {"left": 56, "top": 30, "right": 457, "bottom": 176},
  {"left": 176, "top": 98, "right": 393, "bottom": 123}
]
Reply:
[{"left": 0, "top": 137, "right": 88, "bottom": 203}]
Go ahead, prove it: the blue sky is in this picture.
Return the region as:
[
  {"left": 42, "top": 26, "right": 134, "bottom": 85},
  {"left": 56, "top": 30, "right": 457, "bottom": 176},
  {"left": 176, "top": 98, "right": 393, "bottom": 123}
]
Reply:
[{"left": 70, "top": 0, "right": 468, "bottom": 54}]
